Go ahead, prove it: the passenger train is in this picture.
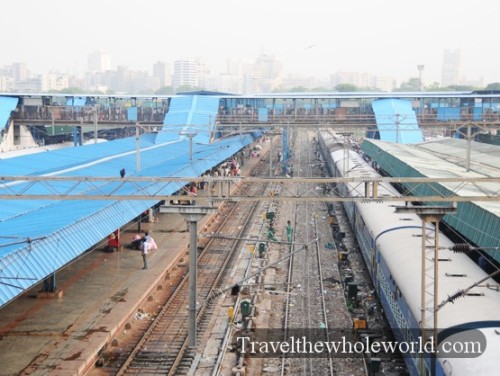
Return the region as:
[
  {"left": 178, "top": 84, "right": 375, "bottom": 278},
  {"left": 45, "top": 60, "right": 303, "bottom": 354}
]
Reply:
[{"left": 318, "top": 131, "right": 500, "bottom": 376}]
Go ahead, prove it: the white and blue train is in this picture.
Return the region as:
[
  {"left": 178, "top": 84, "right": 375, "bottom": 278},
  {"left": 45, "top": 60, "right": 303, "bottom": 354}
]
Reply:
[{"left": 319, "top": 131, "right": 500, "bottom": 376}]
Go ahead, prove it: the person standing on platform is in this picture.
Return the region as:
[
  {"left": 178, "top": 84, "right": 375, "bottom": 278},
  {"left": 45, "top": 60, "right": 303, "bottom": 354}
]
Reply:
[
  {"left": 189, "top": 184, "right": 198, "bottom": 205},
  {"left": 141, "top": 231, "right": 151, "bottom": 269}
]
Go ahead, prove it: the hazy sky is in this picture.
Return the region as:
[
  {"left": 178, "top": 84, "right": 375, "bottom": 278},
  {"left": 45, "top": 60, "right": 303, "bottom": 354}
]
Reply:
[{"left": 1, "top": 0, "right": 499, "bottom": 85}]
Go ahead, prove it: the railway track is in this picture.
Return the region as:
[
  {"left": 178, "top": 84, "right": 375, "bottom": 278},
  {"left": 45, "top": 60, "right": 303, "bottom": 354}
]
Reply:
[
  {"left": 211, "top": 129, "right": 368, "bottom": 375},
  {"left": 92, "top": 148, "right": 276, "bottom": 376},
  {"left": 93, "top": 130, "right": 401, "bottom": 376},
  {"left": 279, "top": 129, "right": 339, "bottom": 375}
]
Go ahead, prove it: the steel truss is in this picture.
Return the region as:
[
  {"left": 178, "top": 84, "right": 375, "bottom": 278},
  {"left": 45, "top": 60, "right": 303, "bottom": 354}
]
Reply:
[{"left": 1, "top": 175, "right": 499, "bottom": 202}]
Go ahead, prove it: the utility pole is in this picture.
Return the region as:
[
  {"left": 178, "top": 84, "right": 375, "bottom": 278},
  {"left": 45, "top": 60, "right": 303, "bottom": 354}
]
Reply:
[
  {"left": 269, "top": 135, "right": 273, "bottom": 177},
  {"left": 454, "top": 123, "right": 487, "bottom": 172},
  {"left": 160, "top": 204, "right": 216, "bottom": 348},
  {"left": 395, "top": 205, "right": 457, "bottom": 375},
  {"left": 395, "top": 113, "right": 400, "bottom": 144}
]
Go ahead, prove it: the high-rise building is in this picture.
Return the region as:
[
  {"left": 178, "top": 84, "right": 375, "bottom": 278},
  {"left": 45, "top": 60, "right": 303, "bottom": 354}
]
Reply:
[
  {"left": 153, "top": 61, "right": 172, "bottom": 88},
  {"left": 0, "top": 76, "right": 14, "bottom": 92},
  {"left": 252, "top": 54, "right": 283, "bottom": 93},
  {"left": 331, "top": 71, "right": 371, "bottom": 88},
  {"left": 172, "top": 59, "right": 200, "bottom": 90},
  {"left": 88, "top": 50, "right": 111, "bottom": 73},
  {"left": 43, "top": 72, "right": 69, "bottom": 92},
  {"left": 282, "top": 74, "right": 319, "bottom": 91},
  {"left": 12, "top": 63, "right": 29, "bottom": 82},
  {"left": 441, "top": 49, "right": 461, "bottom": 87}
]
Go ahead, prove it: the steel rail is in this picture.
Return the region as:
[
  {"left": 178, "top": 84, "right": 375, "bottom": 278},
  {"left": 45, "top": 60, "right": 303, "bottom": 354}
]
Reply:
[{"left": 116, "top": 153, "right": 273, "bottom": 375}]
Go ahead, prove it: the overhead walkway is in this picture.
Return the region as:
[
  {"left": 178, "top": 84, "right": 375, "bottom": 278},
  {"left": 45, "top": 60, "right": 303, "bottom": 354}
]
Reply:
[
  {"left": 370, "top": 98, "right": 423, "bottom": 144},
  {"left": 361, "top": 138, "right": 500, "bottom": 263},
  {"left": 0, "top": 95, "right": 260, "bottom": 308}
]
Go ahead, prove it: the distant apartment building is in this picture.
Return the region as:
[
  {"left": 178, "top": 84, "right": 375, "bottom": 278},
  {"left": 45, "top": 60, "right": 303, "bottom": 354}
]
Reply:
[
  {"left": 84, "top": 71, "right": 108, "bottom": 93},
  {"left": 14, "top": 77, "right": 43, "bottom": 93},
  {"left": 331, "top": 71, "right": 371, "bottom": 88},
  {"left": 441, "top": 49, "right": 461, "bottom": 87},
  {"left": 0, "top": 64, "right": 28, "bottom": 92},
  {"left": 0, "top": 76, "right": 14, "bottom": 92},
  {"left": 251, "top": 54, "right": 283, "bottom": 93},
  {"left": 0, "top": 68, "right": 15, "bottom": 92},
  {"left": 172, "top": 59, "right": 200, "bottom": 90},
  {"left": 282, "top": 74, "right": 322, "bottom": 91},
  {"left": 225, "top": 59, "right": 255, "bottom": 94},
  {"left": 153, "top": 61, "right": 172, "bottom": 88},
  {"left": 12, "top": 63, "right": 29, "bottom": 82},
  {"left": 43, "top": 72, "right": 70, "bottom": 92},
  {"left": 372, "top": 76, "right": 395, "bottom": 92},
  {"left": 330, "top": 71, "right": 394, "bottom": 91},
  {"left": 88, "top": 50, "right": 112, "bottom": 73},
  {"left": 204, "top": 73, "right": 243, "bottom": 94}
]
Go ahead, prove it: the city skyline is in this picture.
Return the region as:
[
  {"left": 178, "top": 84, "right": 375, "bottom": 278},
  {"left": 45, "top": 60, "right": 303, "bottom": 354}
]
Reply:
[
  {"left": 0, "top": 51, "right": 468, "bottom": 95},
  {"left": 1, "top": 0, "right": 499, "bottom": 86}
]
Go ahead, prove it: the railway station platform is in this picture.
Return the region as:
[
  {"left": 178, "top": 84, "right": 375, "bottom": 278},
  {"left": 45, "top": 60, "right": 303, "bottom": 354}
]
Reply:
[
  {"left": 0, "top": 213, "right": 192, "bottom": 376},
  {"left": 0, "top": 137, "right": 273, "bottom": 376}
]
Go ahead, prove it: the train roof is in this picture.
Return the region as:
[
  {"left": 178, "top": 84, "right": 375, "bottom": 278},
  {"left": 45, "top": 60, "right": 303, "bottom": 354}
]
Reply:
[
  {"left": 361, "top": 138, "right": 500, "bottom": 262},
  {"left": 329, "top": 148, "right": 500, "bottom": 328}
]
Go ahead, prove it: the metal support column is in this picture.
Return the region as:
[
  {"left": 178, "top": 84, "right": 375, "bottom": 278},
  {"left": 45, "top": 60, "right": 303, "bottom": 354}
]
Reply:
[
  {"left": 269, "top": 135, "right": 273, "bottom": 177},
  {"left": 395, "top": 205, "right": 456, "bottom": 375},
  {"left": 135, "top": 122, "right": 141, "bottom": 173},
  {"left": 93, "top": 105, "right": 98, "bottom": 143},
  {"left": 180, "top": 131, "right": 198, "bottom": 162},
  {"left": 159, "top": 205, "right": 216, "bottom": 348},
  {"left": 466, "top": 124, "right": 472, "bottom": 172},
  {"left": 187, "top": 218, "right": 198, "bottom": 348}
]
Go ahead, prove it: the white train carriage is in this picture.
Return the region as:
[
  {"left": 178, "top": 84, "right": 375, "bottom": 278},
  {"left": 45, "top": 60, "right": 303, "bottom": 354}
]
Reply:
[{"left": 319, "top": 132, "right": 500, "bottom": 376}]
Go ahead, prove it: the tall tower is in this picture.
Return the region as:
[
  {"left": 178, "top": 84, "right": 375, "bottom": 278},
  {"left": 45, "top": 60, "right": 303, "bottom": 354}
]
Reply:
[
  {"left": 252, "top": 54, "right": 283, "bottom": 92},
  {"left": 441, "top": 49, "right": 461, "bottom": 87},
  {"left": 153, "top": 61, "right": 172, "bottom": 87},
  {"left": 172, "top": 59, "right": 199, "bottom": 90},
  {"left": 417, "top": 64, "right": 425, "bottom": 90},
  {"left": 87, "top": 50, "right": 111, "bottom": 73},
  {"left": 12, "top": 63, "right": 29, "bottom": 82}
]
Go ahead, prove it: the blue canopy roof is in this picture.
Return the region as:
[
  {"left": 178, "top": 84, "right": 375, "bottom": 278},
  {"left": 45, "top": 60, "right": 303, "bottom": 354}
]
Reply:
[
  {"left": 0, "top": 96, "right": 19, "bottom": 131},
  {"left": 156, "top": 95, "right": 220, "bottom": 144},
  {"left": 0, "top": 107, "right": 259, "bottom": 307},
  {"left": 371, "top": 99, "right": 423, "bottom": 144}
]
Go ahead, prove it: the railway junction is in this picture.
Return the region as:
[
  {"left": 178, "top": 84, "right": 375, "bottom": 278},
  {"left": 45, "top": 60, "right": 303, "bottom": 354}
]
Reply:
[{"left": 0, "top": 91, "right": 499, "bottom": 376}]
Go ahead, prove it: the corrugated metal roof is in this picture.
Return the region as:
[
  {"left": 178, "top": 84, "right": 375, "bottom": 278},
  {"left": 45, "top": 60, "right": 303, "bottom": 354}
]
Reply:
[
  {"left": 371, "top": 99, "right": 423, "bottom": 144},
  {"left": 0, "top": 101, "right": 259, "bottom": 307},
  {"left": 361, "top": 138, "right": 500, "bottom": 262},
  {"left": 156, "top": 95, "right": 220, "bottom": 145},
  {"left": 417, "top": 138, "right": 500, "bottom": 174},
  {"left": 0, "top": 96, "right": 19, "bottom": 131}
]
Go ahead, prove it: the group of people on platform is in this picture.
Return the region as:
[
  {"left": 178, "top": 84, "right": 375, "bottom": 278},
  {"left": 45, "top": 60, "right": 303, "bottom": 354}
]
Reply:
[{"left": 204, "top": 157, "right": 241, "bottom": 180}]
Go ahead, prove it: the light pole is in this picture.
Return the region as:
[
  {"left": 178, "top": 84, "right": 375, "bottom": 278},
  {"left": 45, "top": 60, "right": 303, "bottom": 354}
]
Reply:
[{"left": 417, "top": 65, "right": 425, "bottom": 91}]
